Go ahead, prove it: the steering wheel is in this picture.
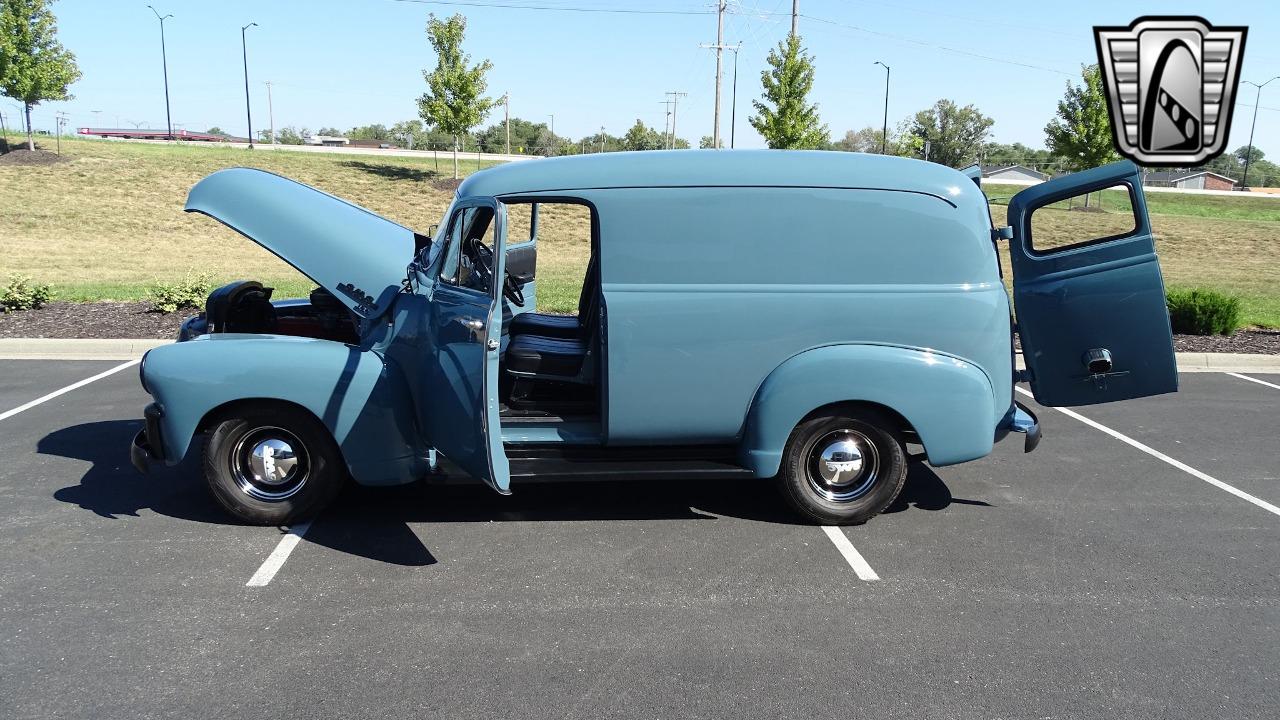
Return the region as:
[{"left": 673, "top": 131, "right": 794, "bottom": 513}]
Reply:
[
  {"left": 467, "top": 238, "right": 525, "bottom": 307},
  {"left": 503, "top": 273, "right": 526, "bottom": 307}
]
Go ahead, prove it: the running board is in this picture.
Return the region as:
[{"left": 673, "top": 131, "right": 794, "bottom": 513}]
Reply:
[{"left": 505, "top": 444, "right": 756, "bottom": 483}]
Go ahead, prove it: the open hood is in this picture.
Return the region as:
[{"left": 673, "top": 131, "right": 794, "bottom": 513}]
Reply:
[{"left": 185, "top": 168, "right": 418, "bottom": 318}]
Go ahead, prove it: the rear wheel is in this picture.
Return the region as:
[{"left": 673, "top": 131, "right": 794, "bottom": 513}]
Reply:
[
  {"left": 203, "top": 403, "right": 345, "bottom": 525},
  {"left": 777, "top": 408, "right": 908, "bottom": 525}
]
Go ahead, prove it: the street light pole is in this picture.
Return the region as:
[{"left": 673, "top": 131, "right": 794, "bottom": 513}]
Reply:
[
  {"left": 1242, "top": 76, "right": 1280, "bottom": 189},
  {"left": 147, "top": 6, "right": 174, "bottom": 139},
  {"left": 873, "top": 61, "right": 890, "bottom": 154},
  {"left": 241, "top": 23, "right": 258, "bottom": 149}
]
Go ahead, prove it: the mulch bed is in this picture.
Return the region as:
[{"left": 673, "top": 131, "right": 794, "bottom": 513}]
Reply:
[
  {"left": 0, "top": 147, "right": 69, "bottom": 166},
  {"left": 0, "top": 302, "right": 187, "bottom": 339},
  {"left": 3, "top": 301, "right": 1279, "bottom": 354}
]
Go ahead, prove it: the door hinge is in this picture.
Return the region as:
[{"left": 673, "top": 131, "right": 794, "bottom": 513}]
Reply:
[
  {"left": 992, "top": 226, "right": 1014, "bottom": 241},
  {"left": 1014, "top": 369, "right": 1034, "bottom": 384}
]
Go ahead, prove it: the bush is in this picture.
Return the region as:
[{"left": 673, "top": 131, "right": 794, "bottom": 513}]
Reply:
[
  {"left": 148, "top": 273, "right": 213, "bottom": 313},
  {"left": 1, "top": 276, "right": 54, "bottom": 312},
  {"left": 1166, "top": 288, "right": 1241, "bottom": 336}
]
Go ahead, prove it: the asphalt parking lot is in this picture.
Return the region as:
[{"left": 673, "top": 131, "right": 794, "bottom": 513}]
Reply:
[{"left": 1, "top": 360, "right": 1277, "bottom": 719}]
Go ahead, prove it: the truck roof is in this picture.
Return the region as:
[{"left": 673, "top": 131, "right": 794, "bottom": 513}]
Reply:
[{"left": 456, "top": 149, "right": 983, "bottom": 209}]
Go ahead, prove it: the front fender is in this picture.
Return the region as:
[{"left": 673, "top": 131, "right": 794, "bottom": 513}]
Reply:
[
  {"left": 142, "top": 334, "right": 423, "bottom": 486},
  {"left": 739, "top": 344, "right": 997, "bottom": 476}
]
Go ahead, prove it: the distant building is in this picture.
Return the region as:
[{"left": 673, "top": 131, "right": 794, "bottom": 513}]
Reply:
[
  {"left": 303, "top": 133, "right": 349, "bottom": 147},
  {"left": 1142, "top": 170, "right": 1237, "bottom": 191},
  {"left": 980, "top": 165, "right": 1050, "bottom": 183}
]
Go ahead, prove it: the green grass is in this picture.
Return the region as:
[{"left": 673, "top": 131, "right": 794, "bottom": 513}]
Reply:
[
  {"left": 984, "top": 182, "right": 1280, "bottom": 328},
  {"left": 1, "top": 134, "right": 1277, "bottom": 326},
  {"left": 984, "top": 182, "right": 1280, "bottom": 222}
]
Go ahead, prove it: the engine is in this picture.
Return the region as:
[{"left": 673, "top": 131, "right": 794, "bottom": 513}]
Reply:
[{"left": 177, "top": 280, "right": 359, "bottom": 344}]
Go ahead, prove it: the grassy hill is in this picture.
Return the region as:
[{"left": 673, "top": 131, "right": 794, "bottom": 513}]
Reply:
[{"left": 2, "top": 135, "right": 1277, "bottom": 325}]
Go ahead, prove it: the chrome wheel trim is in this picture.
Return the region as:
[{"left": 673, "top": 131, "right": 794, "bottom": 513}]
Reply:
[
  {"left": 805, "top": 429, "right": 880, "bottom": 503},
  {"left": 230, "top": 426, "right": 310, "bottom": 501}
]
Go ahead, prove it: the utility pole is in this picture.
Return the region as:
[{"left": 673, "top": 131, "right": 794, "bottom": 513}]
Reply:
[
  {"left": 264, "top": 81, "right": 275, "bottom": 144},
  {"left": 791, "top": 0, "right": 799, "bottom": 36},
  {"left": 241, "top": 23, "right": 258, "bottom": 148},
  {"left": 146, "top": 6, "right": 174, "bottom": 139},
  {"left": 701, "top": 39, "right": 741, "bottom": 149},
  {"left": 599, "top": 125, "right": 606, "bottom": 153},
  {"left": 55, "top": 112, "right": 68, "bottom": 155},
  {"left": 660, "top": 98, "right": 674, "bottom": 148},
  {"left": 873, "top": 61, "right": 890, "bottom": 154},
  {"left": 1242, "top": 76, "right": 1280, "bottom": 189},
  {"left": 665, "top": 91, "right": 687, "bottom": 149},
  {"left": 503, "top": 92, "right": 510, "bottom": 155},
  {"left": 0, "top": 110, "right": 7, "bottom": 145},
  {"left": 713, "top": 1, "right": 726, "bottom": 149}
]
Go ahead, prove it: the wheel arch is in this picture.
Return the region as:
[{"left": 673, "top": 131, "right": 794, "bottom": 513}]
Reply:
[
  {"left": 141, "top": 336, "right": 424, "bottom": 486},
  {"left": 739, "top": 343, "right": 998, "bottom": 476}
]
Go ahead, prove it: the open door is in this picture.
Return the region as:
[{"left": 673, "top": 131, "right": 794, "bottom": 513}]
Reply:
[
  {"left": 1007, "top": 160, "right": 1177, "bottom": 407},
  {"left": 426, "top": 197, "right": 512, "bottom": 493}
]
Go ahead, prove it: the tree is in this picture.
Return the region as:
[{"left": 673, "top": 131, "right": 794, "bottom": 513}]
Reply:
[
  {"left": 906, "top": 99, "right": 993, "bottom": 168},
  {"left": 832, "top": 126, "right": 889, "bottom": 154},
  {"left": 347, "top": 123, "right": 390, "bottom": 141},
  {"left": 318, "top": 126, "right": 343, "bottom": 137},
  {"left": 1044, "top": 64, "right": 1117, "bottom": 173},
  {"left": 0, "top": 0, "right": 81, "bottom": 150},
  {"left": 1234, "top": 145, "right": 1264, "bottom": 165},
  {"left": 620, "top": 119, "right": 665, "bottom": 151},
  {"left": 699, "top": 135, "right": 723, "bottom": 149},
  {"left": 417, "top": 13, "right": 496, "bottom": 178},
  {"left": 206, "top": 126, "right": 225, "bottom": 136},
  {"left": 749, "top": 34, "right": 828, "bottom": 149}
]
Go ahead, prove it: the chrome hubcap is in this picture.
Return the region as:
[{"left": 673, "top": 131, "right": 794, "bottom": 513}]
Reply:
[
  {"left": 806, "top": 429, "right": 880, "bottom": 503},
  {"left": 232, "top": 427, "right": 309, "bottom": 501}
]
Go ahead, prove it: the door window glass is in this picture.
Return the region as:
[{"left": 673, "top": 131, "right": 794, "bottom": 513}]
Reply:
[
  {"left": 439, "top": 207, "right": 475, "bottom": 284},
  {"left": 1029, "top": 184, "right": 1138, "bottom": 253},
  {"left": 457, "top": 207, "right": 497, "bottom": 294}
]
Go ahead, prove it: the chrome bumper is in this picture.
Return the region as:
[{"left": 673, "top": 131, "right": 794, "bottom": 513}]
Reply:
[{"left": 130, "top": 403, "right": 165, "bottom": 474}]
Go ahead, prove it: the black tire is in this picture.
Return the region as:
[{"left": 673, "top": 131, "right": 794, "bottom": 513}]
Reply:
[
  {"left": 777, "top": 408, "right": 908, "bottom": 525},
  {"left": 202, "top": 403, "right": 346, "bottom": 525}
]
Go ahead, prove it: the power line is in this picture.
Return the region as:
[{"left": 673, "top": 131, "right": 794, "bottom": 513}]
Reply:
[{"left": 386, "top": 0, "right": 714, "bottom": 15}]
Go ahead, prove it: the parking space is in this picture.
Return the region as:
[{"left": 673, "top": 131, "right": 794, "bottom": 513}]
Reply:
[{"left": 1, "top": 360, "right": 1277, "bottom": 718}]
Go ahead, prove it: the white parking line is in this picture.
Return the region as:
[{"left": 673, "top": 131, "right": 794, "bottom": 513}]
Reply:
[
  {"left": 1226, "top": 372, "right": 1280, "bottom": 391},
  {"left": 1016, "top": 387, "right": 1280, "bottom": 518},
  {"left": 246, "top": 521, "right": 313, "bottom": 587},
  {"left": 0, "top": 359, "right": 141, "bottom": 422},
  {"left": 821, "top": 526, "right": 880, "bottom": 580}
]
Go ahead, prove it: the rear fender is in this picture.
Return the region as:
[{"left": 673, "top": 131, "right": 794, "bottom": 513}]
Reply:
[
  {"left": 141, "top": 335, "right": 422, "bottom": 486},
  {"left": 740, "top": 344, "right": 997, "bottom": 476}
]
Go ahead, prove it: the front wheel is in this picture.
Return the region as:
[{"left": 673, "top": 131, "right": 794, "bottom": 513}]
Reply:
[
  {"left": 777, "top": 408, "right": 908, "bottom": 525},
  {"left": 203, "top": 403, "right": 346, "bottom": 525}
]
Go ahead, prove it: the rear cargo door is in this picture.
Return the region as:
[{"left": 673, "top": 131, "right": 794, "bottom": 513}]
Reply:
[{"left": 1006, "top": 160, "right": 1177, "bottom": 407}]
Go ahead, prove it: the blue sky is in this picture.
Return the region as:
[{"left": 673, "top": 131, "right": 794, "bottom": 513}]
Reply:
[{"left": 16, "top": 0, "right": 1280, "bottom": 156}]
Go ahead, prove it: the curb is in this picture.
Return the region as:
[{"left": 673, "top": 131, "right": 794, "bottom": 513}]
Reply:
[
  {"left": 2, "top": 339, "right": 1278, "bottom": 373},
  {"left": 1015, "top": 351, "right": 1280, "bottom": 374},
  {"left": 0, "top": 338, "right": 171, "bottom": 360}
]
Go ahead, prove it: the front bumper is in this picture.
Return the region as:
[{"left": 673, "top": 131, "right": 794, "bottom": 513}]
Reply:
[{"left": 130, "top": 403, "right": 165, "bottom": 474}]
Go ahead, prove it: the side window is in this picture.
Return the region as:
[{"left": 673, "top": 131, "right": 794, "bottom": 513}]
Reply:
[
  {"left": 457, "top": 207, "right": 497, "bottom": 294},
  {"left": 439, "top": 207, "right": 475, "bottom": 284},
  {"left": 1028, "top": 184, "right": 1139, "bottom": 254},
  {"left": 505, "top": 203, "right": 536, "bottom": 246}
]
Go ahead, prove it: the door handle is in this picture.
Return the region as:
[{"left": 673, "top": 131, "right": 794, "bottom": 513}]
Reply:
[{"left": 454, "top": 316, "right": 486, "bottom": 342}]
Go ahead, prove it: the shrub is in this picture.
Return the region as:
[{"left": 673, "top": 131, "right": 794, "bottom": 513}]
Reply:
[
  {"left": 1, "top": 276, "right": 55, "bottom": 312},
  {"left": 148, "top": 273, "right": 213, "bottom": 313},
  {"left": 1166, "top": 288, "right": 1241, "bottom": 336}
]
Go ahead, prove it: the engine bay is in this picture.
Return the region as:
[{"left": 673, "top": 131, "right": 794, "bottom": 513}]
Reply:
[{"left": 181, "top": 280, "right": 359, "bottom": 344}]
